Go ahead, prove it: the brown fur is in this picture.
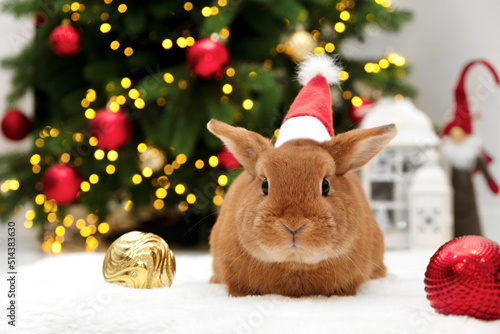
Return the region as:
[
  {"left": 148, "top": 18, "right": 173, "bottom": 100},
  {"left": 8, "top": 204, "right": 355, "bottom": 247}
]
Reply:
[{"left": 207, "top": 120, "right": 397, "bottom": 297}]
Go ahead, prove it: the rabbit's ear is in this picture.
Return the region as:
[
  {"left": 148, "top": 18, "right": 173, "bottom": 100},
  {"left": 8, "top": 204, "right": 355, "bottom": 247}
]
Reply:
[
  {"left": 322, "top": 124, "right": 397, "bottom": 175},
  {"left": 207, "top": 119, "right": 271, "bottom": 175}
]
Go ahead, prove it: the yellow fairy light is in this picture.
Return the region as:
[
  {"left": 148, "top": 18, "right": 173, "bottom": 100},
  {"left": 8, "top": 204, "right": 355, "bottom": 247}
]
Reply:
[
  {"left": 137, "top": 143, "right": 147, "bottom": 152},
  {"left": 249, "top": 71, "right": 258, "bottom": 79},
  {"left": 124, "top": 47, "right": 134, "bottom": 56},
  {"left": 50, "top": 128, "right": 60, "bottom": 137},
  {"left": 116, "top": 95, "right": 126, "bottom": 105},
  {"left": 158, "top": 176, "right": 170, "bottom": 188},
  {"left": 86, "top": 89, "right": 96, "bottom": 102},
  {"left": 162, "top": 39, "right": 173, "bottom": 49},
  {"left": 128, "top": 89, "right": 140, "bottom": 99},
  {"left": 106, "top": 164, "right": 116, "bottom": 174},
  {"left": 94, "top": 149, "right": 105, "bottom": 160},
  {"left": 89, "top": 136, "right": 98, "bottom": 146},
  {"left": 339, "top": 71, "right": 349, "bottom": 81},
  {"left": 61, "top": 153, "right": 71, "bottom": 163},
  {"left": 379, "top": 59, "right": 389, "bottom": 69},
  {"left": 176, "top": 37, "right": 188, "bottom": 48},
  {"left": 87, "top": 213, "right": 98, "bottom": 224},
  {"left": 325, "top": 43, "right": 335, "bottom": 53},
  {"left": 201, "top": 6, "right": 211, "bottom": 17},
  {"left": 86, "top": 236, "right": 99, "bottom": 251},
  {"left": 381, "top": 0, "right": 392, "bottom": 8},
  {"left": 63, "top": 215, "right": 74, "bottom": 227},
  {"left": 85, "top": 108, "right": 96, "bottom": 119},
  {"left": 101, "top": 12, "right": 109, "bottom": 21},
  {"left": 98, "top": 222, "right": 110, "bottom": 234},
  {"left": 175, "top": 184, "right": 185, "bottom": 195},
  {"left": 35, "top": 138, "right": 44, "bottom": 148},
  {"left": 70, "top": 2, "right": 80, "bottom": 11},
  {"left": 334, "top": 22, "right": 346, "bottom": 33},
  {"left": 89, "top": 174, "right": 99, "bottom": 184},
  {"left": 395, "top": 56, "right": 406, "bottom": 66},
  {"left": 242, "top": 99, "right": 254, "bottom": 110},
  {"left": 47, "top": 213, "right": 57, "bottom": 223},
  {"left": 364, "top": 63, "right": 374, "bottom": 73},
  {"left": 55, "top": 226, "right": 66, "bottom": 236},
  {"left": 107, "top": 150, "right": 118, "bottom": 161},
  {"left": 219, "top": 28, "right": 230, "bottom": 39},
  {"left": 153, "top": 199, "right": 164, "bottom": 210},
  {"left": 195, "top": 159, "right": 204, "bottom": 169},
  {"left": 30, "top": 154, "right": 41, "bottom": 165},
  {"left": 178, "top": 80, "right": 188, "bottom": 90},
  {"left": 81, "top": 99, "right": 90, "bottom": 108},
  {"left": 118, "top": 4, "right": 127, "bottom": 12},
  {"left": 24, "top": 220, "right": 33, "bottom": 228},
  {"left": 156, "top": 188, "right": 167, "bottom": 199},
  {"left": 142, "top": 167, "right": 153, "bottom": 178},
  {"left": 218, "top": 175, "right": 228, "bottom": 186},
  {"left": 62, "top": 4, "right": 70, "bottom": 12},
  {"left": 35, "top": 194, "right": 46, "bottom": 205},
  {"left": 132, "top": 174, "right": 142, "bottom": 184},
  {"left": 178, "top": 201, "right": 189, "bottom": 212},
  {"left": 164, "top": 164, "right": 174, "bottom": 175},
  {"left": 208, "top": 156, "right": 219, "bottom": 167},
  {"left": 76, "top": 219, "right": 86, "bottom": 229},
  {"left": 109, "top": 102, "right": 120, "bottom": 112},
  {"left": 372, "top": 64, "right": 381, "bottom": 73},
  {"left": 25, "top": 210, "right": 36, "bottom": 220},
  {"left": 121, "top": 77, "right": 131, "bottom": 89},
  {"left": 226, "top": 68, "right": 235, "bottom": 77},
  {"left": 81, "top": 181, "right": 90, "bottom": 192},
  {"left": 186, "top": 193, "right": 196, "bottom": 204},
  {"left": 172, "top": 161, "right": 181, "bottom": 169},
  {"left": 186, "top": 37, "right": 195, "bottom": 46},
  {"left": 134, "top": 98, "right": 145, "bottom": 109},
  {"left": 9, "top": 180, "right": 20, "bottom": 191},
  {"left": 71, "top": 12, "right": 80, "bottom": 21},
  {"left": 314, "top": 47, "right": 325, "bottom": 56},
  {"left": 218, "top": 0, "right": 227, "bottom": 6},
  {"left": 31, "top": 165, "right": 39, "bottom": 174},
  {"left": 340, "top": 11, "right": 350, "bottom": 21},
  {"left": 80, "top": 226, "right": 91, "bottom": 237},
  {"left": 176, "top": 154, "right": 187, "bottom": 164},
  {"left": 110, "top": 40, "right": 120, "bottom": 50},
  {"left": 211, "top": 6, "right": 219, "bottom": 15},
  {"left": 163, "top": 73, "right": 174, "bottom": 83},
  {"left": 184, "top": 2, "right": 193, "bottom": 11},
  {"left": 351, "top": 96, "right": 363, "bottom": 107},
  {"left": 100, "top": 23, "right": 111, "bottom": 33},
  {"left": 213, "top": 195, "right": 224, "bottom": 206},
  {"left": 51, "top": 241, "right": 62, "bottom": 254}
]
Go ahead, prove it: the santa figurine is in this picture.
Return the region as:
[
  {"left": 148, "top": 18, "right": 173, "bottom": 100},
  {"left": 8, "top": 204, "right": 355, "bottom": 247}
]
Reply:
[{"left": 440, "top": 60, "right": 500, "bottom": 237}]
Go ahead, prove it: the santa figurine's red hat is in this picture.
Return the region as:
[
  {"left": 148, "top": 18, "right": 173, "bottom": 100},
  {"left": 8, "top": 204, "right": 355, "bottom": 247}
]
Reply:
[
  {"left": 440, "top": 59, "right": 500, "bottom": 194},
  {"left": 275, "top": 54, "right": 342, "bottom": 147}
]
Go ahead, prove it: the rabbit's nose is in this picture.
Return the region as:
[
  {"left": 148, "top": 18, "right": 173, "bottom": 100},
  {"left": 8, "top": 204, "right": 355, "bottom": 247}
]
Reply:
[{"left": 283, "top": 224, "right": 305, "bottom": 236}]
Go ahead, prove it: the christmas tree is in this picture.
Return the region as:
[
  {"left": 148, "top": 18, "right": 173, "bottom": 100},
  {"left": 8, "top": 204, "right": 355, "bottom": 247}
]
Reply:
[{"left": 0, "top": 0, "right": 414, "bottom": 253}]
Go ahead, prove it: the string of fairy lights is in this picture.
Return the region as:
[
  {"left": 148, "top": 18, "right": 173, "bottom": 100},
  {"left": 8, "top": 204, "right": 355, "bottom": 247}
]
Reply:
[{"left": 0, "top": 0, "right": 408, "bottom": 254}]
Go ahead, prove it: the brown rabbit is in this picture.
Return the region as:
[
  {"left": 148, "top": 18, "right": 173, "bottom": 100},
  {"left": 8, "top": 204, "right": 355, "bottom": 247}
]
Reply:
[{"left": 207, "top": 119, "right": 396, "bottom": 297}]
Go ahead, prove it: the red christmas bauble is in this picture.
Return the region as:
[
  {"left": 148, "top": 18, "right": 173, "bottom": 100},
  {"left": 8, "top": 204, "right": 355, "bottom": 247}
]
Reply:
[
  {"left": 424, "top": 235, "right": 500, "bottom": 321},
  {"left": 349, "top": 99, "right": 374, "bottom": 123},
  {"left": 186, "top": 38, "right": 230, "bottom": 80},
  {"left": 43, "top": 164, "right": 83, "bottom": 205},
  {"left": 90, "top": 109, "right": 133, "bottom": 151},
  {"left": 1, "top": 109, "right": 33, "bottom": 141},
  {"left": 217, "top": 147, "right": 240, "bottom": 170},
  {"left": 50, "top": 24, "right": 81, "bottom": 57}
]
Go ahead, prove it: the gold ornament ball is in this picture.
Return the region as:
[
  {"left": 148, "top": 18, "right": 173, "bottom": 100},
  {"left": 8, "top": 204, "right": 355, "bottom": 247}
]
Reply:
[
  {"left": 103, "top": 231, "right": 176, "bottom": 289},
  {"left": 138, "top": 145, "right": 166, "bottom": 172},
  {"left": 284, "top": 30, "right": 317, "bottom": 62}
]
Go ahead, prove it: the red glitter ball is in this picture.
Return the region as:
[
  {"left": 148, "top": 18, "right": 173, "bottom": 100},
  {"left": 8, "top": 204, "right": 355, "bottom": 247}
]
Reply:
[
  {"left": 90, "top": 109, "right": 133, "bottom": 151},
  {"left": 186, "top": 38, "right": 230, "bottom": 80},
  {"left": 424, "top": 235, "right": 500, "bottom": 321},
  {"left": 43, "top": 164, "right": 83, "bottom": 205},
  {"left": 50, "top": 24, "right": 81, "bottom": 57}
]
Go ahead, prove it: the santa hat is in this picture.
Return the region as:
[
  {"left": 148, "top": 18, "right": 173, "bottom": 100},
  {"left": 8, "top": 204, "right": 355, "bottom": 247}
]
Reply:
[
  {"left": 440, "top": 60, "right": 500, "bottom": 194},
  {"left": 275, "top": 54, "right": 341, "bottom": 147}
]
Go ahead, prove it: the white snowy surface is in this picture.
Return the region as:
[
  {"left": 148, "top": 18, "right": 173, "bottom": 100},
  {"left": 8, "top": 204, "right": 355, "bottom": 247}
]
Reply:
[{"left": 1, "top": 250, "right": 499, "bottom": 334}]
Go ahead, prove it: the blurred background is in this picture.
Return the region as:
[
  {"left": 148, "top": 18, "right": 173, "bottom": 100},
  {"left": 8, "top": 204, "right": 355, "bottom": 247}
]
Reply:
[{"left": 0, "top": 0, "right": 499, "bottom": 265}]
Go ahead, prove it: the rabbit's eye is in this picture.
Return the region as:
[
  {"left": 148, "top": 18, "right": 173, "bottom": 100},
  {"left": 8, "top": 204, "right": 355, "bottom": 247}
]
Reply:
[
  {"left": 262, "top": 179, "right": 269, "bottom": 195},
  {"left": 322, "top": 178, "right": 330, "bottom": 196}
]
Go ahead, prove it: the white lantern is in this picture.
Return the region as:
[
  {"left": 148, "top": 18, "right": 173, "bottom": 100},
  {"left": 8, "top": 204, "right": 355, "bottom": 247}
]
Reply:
[
  {"left": 360, "top": 98, "right": 441, "bottom": 249},
  {"left": 408, "top": 151, "right": 453, "bottom": 249}
]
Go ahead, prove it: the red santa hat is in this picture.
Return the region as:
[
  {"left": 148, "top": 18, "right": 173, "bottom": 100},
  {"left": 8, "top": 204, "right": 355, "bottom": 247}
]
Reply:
[
  {"left": 275, "top": 54, "right": 341, "bottom": 147},
  {"left": 440, "top": 60, "right": 500, "bottom": 194}
]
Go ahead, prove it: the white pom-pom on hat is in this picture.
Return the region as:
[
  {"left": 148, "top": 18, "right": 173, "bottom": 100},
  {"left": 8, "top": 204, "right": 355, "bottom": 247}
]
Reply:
[{"left": 297, "top": 54, "right": 342, "bottom": 86}]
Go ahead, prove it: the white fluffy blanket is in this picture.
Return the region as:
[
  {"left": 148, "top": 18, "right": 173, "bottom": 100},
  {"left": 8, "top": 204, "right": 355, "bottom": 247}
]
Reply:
[{"left": 1, "top": 250, "right": 498, "bottom": 334}]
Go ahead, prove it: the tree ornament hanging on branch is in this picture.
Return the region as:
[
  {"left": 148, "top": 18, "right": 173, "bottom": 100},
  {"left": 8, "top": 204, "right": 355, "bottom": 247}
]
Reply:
[
  {"left": 186, "top": 38, "right": 230, "bottom": 80},
  {"left": 1, "top": 108, "right": 33, "bottom": 141},
  {"left": 425, "top": 235, "right": 500, "bottom": 321},
  {"left": 90, "top": 108, "right": 133, "bottom": 151},
  {"left": 42, "top": 164, "right": 83, "bottom": 205},
  {"left": 440, "top": 60, "right": 500, "bottom": 237},
  {"left": 283, "top": 28, "right": 318, "bottom": 62},
  {"left": 49, "top": 19, "right": 81, "bottom": 57}
]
